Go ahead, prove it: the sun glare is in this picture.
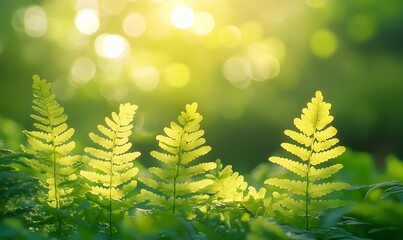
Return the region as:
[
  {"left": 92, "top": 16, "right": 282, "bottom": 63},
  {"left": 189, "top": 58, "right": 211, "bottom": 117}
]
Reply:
[
  {"left": 95, "top": 34, "right": 128, "bottom": 59},
  {"left": 191, "top": 12, "right": 215, "bottom": 35},
  {"left": 170, "top": 5, "right": 195, "bottom": 29},
  {"left": 123, "top": 13, "right": 146, "bottom": 37},
  {"left": 75, "top": 9, "right": 99, "bottom": 35},
  {"left": 24, "top": 6, "right": 48, "bottom": 38}
]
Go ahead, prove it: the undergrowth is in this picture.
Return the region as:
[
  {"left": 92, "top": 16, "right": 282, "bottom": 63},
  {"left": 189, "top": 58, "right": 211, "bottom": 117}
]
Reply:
[{"left": 0, "top": 75, "right": 402, "bottom": 240}]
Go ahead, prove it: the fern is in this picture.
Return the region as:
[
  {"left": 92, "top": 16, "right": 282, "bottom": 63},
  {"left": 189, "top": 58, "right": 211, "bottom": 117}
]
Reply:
[
  {"left": 138, "top": 102, "right": 216, "bottom": 216},
  {"left": 0, "top": 149, "right": 36, "bottom": 219},
  {"left": 80, "top": 103, "right": 140, "bottom": 235},
  {"left": 205, "top": 159, "right": 248, "bottom": 203},
  {"left": 205, "top": 160, "right": 270, "bottom": 218},
  {"left": 21, "top": 75, "right": 80, "bottom": 211},
  {"left": 265, "top": 91, "right": 349, "bottom": 229}
]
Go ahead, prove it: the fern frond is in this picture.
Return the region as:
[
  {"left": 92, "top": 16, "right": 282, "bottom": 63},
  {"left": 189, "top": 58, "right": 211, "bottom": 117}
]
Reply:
[
  {"left": 309, "top": 182, "right": 350, "bottom": 198},
  {"left": 80, "top": 103, "right": 140, "bottom": 235},
  {"left": 205, "top": 160, "right": 249, "bottom": 204},
  {"left": 281, "top": 143, "right": 310, "bottom": 161},
  {"left": 268, "top": 157, "right": 307, "bottom": 178},
  {"left": 310, "top": 146, "right": 345, "bottom": 165},
  {"left": 139, "top": 102, "right": 216, "bottom": 216},
  {"left": 264, "top": 178, "right": 306, "bottom": 196},
  {"left": 138, "top": 189, "right": 167, "bottom": 207},
  {"left": 272, "top": 192, "right": 305, "bottom": 216},
  {"left": 179, "top": 162, "right": 217, "bottom": 180},
  {"left": 284, "top": 130, "right": 312, "bottom": 147},
  {"left": 266, "top": 91, "right": 348, "bottom": 230},
  {"left": 175, "top": 179, "right": 215, "bottom": 194},
  {"left": 309, "top": 199, "right": 345, "bottom": 213},
  {"left": 309, "top": 164, "right": 343, "bottom": 181},
  {"left": 22, "top": 75, "right": 80, "bottom": 210}
]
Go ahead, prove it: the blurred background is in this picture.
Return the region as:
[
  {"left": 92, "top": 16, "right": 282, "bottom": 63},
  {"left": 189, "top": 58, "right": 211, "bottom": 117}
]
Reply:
[{"left": 0, "top": 0, "right": 402, "bottom": 173}]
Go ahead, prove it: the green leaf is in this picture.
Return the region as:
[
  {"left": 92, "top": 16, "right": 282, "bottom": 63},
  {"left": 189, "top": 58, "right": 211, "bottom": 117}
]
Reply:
[
  {"left": 266, "top": 91, "right": 348, "bottom": 229},
  {"left": 281, "top": 143, "right": 310, "bottom": 161},
  {"left": 21, "top": 75, "right": 79, "bottom": 210},
  {"left": 80, "top": 103, "right": 140, "bottom": 233},
  {"left": 268, "top": 157, "right": 308, "bottom": 178},
  {"left": 141, "top": 102, "right": 216, "bottom": 215},
  {"left": 265, "top": 178, "right": 306, "bottom": 196},
  {"left": 309, "top": 182, "right": 350, "bottom": 198}
]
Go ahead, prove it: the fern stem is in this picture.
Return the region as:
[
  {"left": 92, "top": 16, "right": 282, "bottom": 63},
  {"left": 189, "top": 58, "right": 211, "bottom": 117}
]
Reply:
[
  {"left": 305, "top": 108, "right": 320, "bottom": 230},
  {"left": 109, "top": 161, "right": 113, "bottom": 236},
  {"left": 47, "top": 101, "right": 61, "bottom": 230},
  {"left": 172, "top": 147, "right": 182, "bottom": 214},
  {"left": 108, "top": 122, "right": 120, "bottom": 236},
  {"left": 173, "top": 165, "right": 178, "bottom": 214},
  {"left": 109, "top": 136, "right": 116, "bottom": 236},
  {"left": 305, "top": 163, "right": 310, "bottom": 230}
]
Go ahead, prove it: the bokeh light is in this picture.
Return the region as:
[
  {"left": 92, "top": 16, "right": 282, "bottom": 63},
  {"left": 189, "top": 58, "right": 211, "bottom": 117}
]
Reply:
[
  {"left": 98, "top": 60, "right": 124, "bottom": 81},
  {"left": 247, "top": 38, "right": 286, "bottom": 63},
  {"left": 95, "top": 34, "right": 129, "bottom": 59},
  {"left": 75, "top": 0, "right": 99, "bottom": 11},
  {"left": 2, "top": 0, "right": 403, "bottom": 173},
  {"left": 12, "top": 9, "right": 25, "bottom": 33},
  {"left": 24, "top": 6, "right": 48, "bottom": 38},
  {"left": 219, "top": 25, "right": 242, "bottom": 48},
  {"left": 241, "top": 21, "right": 264, "bottom": 44},
  {"left": 223, "top": 56, "right": 251, "bottom": 88},
  {"left": 132, "top": 65, "right": 160, "bottom": 91},
  {"left": 191, "top": 12, "right": 215, "bottom": 35},
  {"left": 70, "top": 57, "right": 96, "bottom": 84},
  {"left": 306, "top": 0, "right": 326, "bottom": 8},
  {"left": 310, "top": 29, "right": 338, "bottom": 58},
  {"left": 75, "top": 9, "right": 99, "bottom": 35},
  {"left": 123, "top": 13, "right": 146, "bottom": 38},
  {"left": 52, "top": 77, "right": 76, "bottom": 101},
  {"left": 101, "top": 0, "right": 125, "bottom": 15},
  {"left": 164, "top": 63, "right": 191, "bottom": 88},
  {"left": 250, "top": 55, "right": 280, "bottom": 81},
  {"left": 170, "top": 5, "right": 195, "bottom": 29},
  {"left": 347, "top": 15, "right": 377, "bottom": 43}
]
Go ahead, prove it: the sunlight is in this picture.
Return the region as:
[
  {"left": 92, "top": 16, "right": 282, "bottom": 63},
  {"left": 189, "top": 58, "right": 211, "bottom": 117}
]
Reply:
[
  {"left": 75, "top": 9, "right": 99, "bottom": 35},
  {"left": 170, "top": 5, "right": 195, "bottom": 29},
  {"left": 306, "top": 0, "right": 326, "bottom": 8},
  {"left": 101, "top": 0, "right": 125, "bottom": 15},
  {"left": 223, "top": 56, "right": 251, "bottom": 88},
  {"left": 164, "top": 63, "right": 191, "bottom": 87},
  {"left": 123, "top": 13, "right": 146, "bottom": 38},
  {"left": 75, "top": 0, "right": 99, "bottom": 11},
  {"left": 132, "top": 66, "right": 160, "bottom": 91},
  {"left": 24, "top": 6, "right": 48, "bottom": 38},
  {"left": 95, "top": 34, "right": 128, "bottom": 58},
  {"left": 191, "top": 12, "right": 215, "bottom": 35},
  {"left": 219, "top": 25, "right": 242, "bottom": 48},
  {"left": 250, "top": 55, "right": 280, "bottom": 81},
  {"left": 70, "top": 57, "right": 96, "bottom": 84}
]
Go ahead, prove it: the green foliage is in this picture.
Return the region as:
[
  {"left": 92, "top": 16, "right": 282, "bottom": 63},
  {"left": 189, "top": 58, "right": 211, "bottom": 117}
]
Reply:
[
  {"left": 205, "top": 159, "right": 270, "bottom": 217},
  {"left": 246, "top": 218, "right": 289, "bottom": 240},
  {"left": 80, "top": 103, "right": 140, "bottom": 235},
  {"left": 0, "top": 149, "right": 36, "bottom": 219},
  {"left": 266, "top": 91, "right": 349, "bottom": 229},
  {"left": 21, "top": 75, "right": 80, "bottom": 210},
  {"left": 1, "top": 76, "right": 402, "bottom": 239},
  {"left": 205, "top": 159, "right": 248, "bottom": 203},
  {"left": 138, "top": 102, "right": 216, "bottom": 216}
]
